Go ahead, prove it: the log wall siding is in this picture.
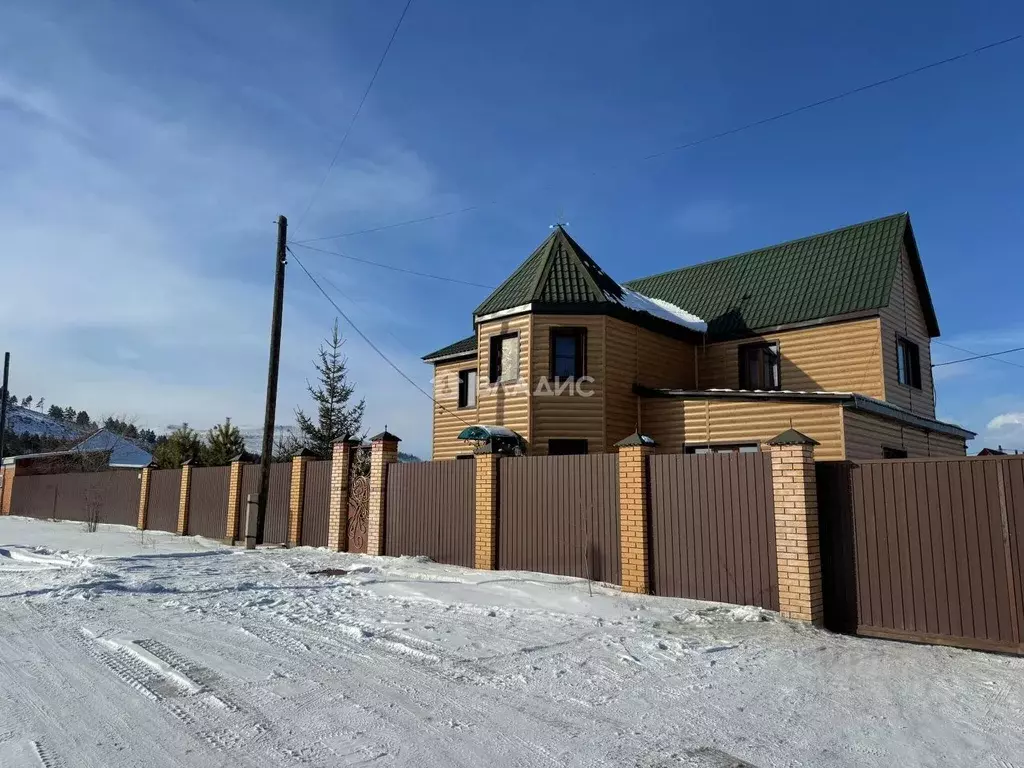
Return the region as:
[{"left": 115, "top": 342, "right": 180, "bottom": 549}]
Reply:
[
  {"left": 640, "top": 398, "right": 846, "bottom": 461},
  {"left": 529, "top": 315, "right": 606, "bottom": 454},
  {"left": 477, "top": 314, "right": 532, "bottom": 446},
  {"left": 431, "top": 357, "right": 478, "bottom": 460},
  {"left": 879, "top": 246, "right": 936, "bottom": 418},
  {"left": 698, "top": 317, "right": 885, "bottom": 399},
  {"left": 843, "top": 411, "right": 967, "bottom": 461},
  {"left": 605, "top": 317, "right": 696, "bottom": 452}
]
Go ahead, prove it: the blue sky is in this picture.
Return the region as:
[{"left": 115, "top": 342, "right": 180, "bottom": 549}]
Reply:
[{"left": 1, "top": 0, "right": 1022, "bottom": 458}]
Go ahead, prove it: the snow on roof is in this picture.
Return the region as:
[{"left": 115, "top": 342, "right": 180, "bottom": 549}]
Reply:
[
  {"left": 606, "top": 288, "right": 707, "bottom": 333},
  {"left": 706, "top": 387, "right": 855, "bottom": 396}
]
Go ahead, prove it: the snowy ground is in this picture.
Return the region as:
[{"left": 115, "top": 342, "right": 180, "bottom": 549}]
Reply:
[{"left": 0, "top": 518, "right": 1021, "bottom": 768}]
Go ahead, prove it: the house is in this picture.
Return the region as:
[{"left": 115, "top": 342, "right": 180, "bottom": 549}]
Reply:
[
  {"left": 70, "top": 428, "right": 154, "bottom": 468},
  {"left": 423, "top": 213, "right": 975, "bottom": 461},
  {"left": 0, "top": 428, "right": 153, "bottom": 473}
]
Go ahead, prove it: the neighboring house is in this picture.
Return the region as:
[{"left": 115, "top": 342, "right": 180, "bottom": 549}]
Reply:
[
  {"left": 1, "top": 428, "right": 154, "bottom": 472},
  {"left": 423, "top": 212, "right": 975, "bottom": 460},
  {"left": 70, "top": 428, "right": 154, "bottom": 468}
]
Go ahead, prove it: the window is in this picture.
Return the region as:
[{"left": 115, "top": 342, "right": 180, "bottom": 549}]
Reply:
[
  {"left": 548, "top": 439, "right": 588, "bottom": 455},
  {"left": 488, "top": 333, "right": 520, "bottom": 384},
  {"left": 883, "top": 446, "right": 908, "bottom": 459},
  {"left": 550, "top": 328, "right": 586, "bottom": 380},
  {"left": 685, "top": 443, "right": 760, "bottom": 455},
  {"left": 897, "top": 337, "right": 921, "bottom": 389},
  {"left": 457, "top": 369, "right": 477, "bottom": 409},
  {"left": 738, "top": 342, "right": 780, "bottom": 391}
]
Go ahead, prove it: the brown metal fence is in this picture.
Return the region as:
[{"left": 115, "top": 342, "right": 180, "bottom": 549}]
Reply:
[
  {"left": 10, "top": 470, "right": 141, "bottom": 527},
  {"left": 301, "top": 460, "right": 332, "bottom": 547},
  {"left": 822, "top": 456, "right": 1024, "bottom": 654},
  {"left": 816, "top": 462, "right": 858, "bottom": 633},
  {"left": 647, "top": 453, "right": 778, "bottom": 611},
  {"left": 239, "top": 463, "right": 260, "bottom": 539},
  {"left": 148, "top": 469, "right": 181, "bottom": 532},
  {"left": 187, "top": 466, "right": 230, "bottom": 539},
  {"left": 498, "top": 454, "right": 620, "bottom": 584},
  {"left": 385, "top": 460, "right": 475, "bottom": 567},
  {"left": 264, "top": 462, "right": 292, "bottom": 544}
]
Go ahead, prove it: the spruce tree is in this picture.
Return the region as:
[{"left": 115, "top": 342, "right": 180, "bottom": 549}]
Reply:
[
  {"left": 152, "top": 424, "right": 203, "bottom": 468},
  {"left": 48, "top": 404, "right": 64, "bottom": 420},
  {"left": 75, "top": 410, "right": 90, "bottom": 426},
  {"left": 63, "top": 406, "right": 76, "bottom": 422},
  {"left": 294, "top": 320, "right": 365, "bottom": 459},
  {"left": 203, "top": 418, "right": 246, "bottom": 466}
]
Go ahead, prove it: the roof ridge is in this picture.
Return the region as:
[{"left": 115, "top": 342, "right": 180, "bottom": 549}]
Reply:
[
  {"left": 625, "top": 211, "right": 908, "bottom": 285},
  {"left": 528, "top": 229, "right": 560, "bottom": 301},
  {"left": 556, "top": 226, "right": 618, "bottom": 301}
]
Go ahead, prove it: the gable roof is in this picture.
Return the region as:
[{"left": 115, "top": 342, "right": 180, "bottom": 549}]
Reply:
[
  {"left": 422, "top": 334, "right": 478, "bottom": 363},
  {"left": 625, "top": 212, "right": 940, "bottom": 341},
  {"left": 71, "top": 428, "right": 153, "bottom": 467}
]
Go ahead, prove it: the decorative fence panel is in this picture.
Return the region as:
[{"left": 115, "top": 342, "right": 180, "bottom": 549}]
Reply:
[
  {"left": 820, "top": 457, "right": 1024, "bottom": 654},
  {"left": 647, "top": 453, "right": 778, "bottom": 610},
  {"left": 148, "top": 469, "right": 181, "bottom": 532},
  {"left": 301, "top": 460, "right": 332, "bottom": 548},
  {"left": 498, "top": 454, "right": 620, "bottom": 584},
  {"left": 187, "top": 466, "right": 230, "bottom": 540},
  {"left": 10, "top": 470, "right": 141, "bottom": 527},
  {"left": 384, "top": 460, "right": 475, "bottom": 567}
]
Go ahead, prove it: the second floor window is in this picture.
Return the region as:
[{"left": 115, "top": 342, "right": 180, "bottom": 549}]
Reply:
[
  {"left": 550, "top": 328, "right": 586, "bottom": 379},
  {"left": 457, "top": 369, "right": 477, "bottom": 408},
  {"left": 738, "top": 342, "right": 780, "bottom": 391},
  {"left": 897, "top": 337, "right": 921, "bottom": 389},
  {"left": 489, "top": 332, "right": 520, "bottom": 384}
]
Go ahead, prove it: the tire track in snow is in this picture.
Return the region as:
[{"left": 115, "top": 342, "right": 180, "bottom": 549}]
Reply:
[{"left": 30, "top": 740, "right": 63, "bottom": 768}]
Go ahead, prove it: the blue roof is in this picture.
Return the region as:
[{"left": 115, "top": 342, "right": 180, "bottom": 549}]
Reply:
[{"left": 71, "top": 429, "right": 153, "bottom": 467}]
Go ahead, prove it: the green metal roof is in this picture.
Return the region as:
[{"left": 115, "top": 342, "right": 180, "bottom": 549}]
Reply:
[
  {"left": 474, "top": 226, "right": 626, "bottom": 317},
  {"left": 422, "top": 334, "right": 477, "bottom": 362},
  {"left": 626, "top": 213, "right": 938, "bottom": 341}
]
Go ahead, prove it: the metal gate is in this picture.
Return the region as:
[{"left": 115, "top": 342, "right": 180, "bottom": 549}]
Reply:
[
  {"left": 301, "top": 460, "right": 331, "bottom": 547},
  {"left": 187, "top": 466, "right": 230, "bottom": 539},
  {"left": 385, "top": 460, "right": 475, "bottom": 567},
  {"left": 347, "top": 448, "right": 370, "bottom": 553},
  {"left": 148, "top": 469, "right": 181, "bottom": 532}
]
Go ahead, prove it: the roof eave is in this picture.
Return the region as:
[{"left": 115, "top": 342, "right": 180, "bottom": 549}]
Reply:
[{"left": 901, "top": 215, "right": 941, "bottom": 337}]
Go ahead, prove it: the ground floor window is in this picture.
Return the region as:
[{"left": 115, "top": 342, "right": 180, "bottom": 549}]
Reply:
[
  {"left": 684, "top": 443, "right": 760, "bottom": 455},
  {"left": 548, "top": 439, "right": 588, "bottom": 456}
]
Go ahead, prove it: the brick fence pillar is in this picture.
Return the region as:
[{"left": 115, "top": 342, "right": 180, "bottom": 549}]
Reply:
[
  {"left": 327, "top": 439, "right": 357, "bottom": 552},
  {"left": 366, "top": 430, "right": 400, "bottom": 557},
  {"left": 616, "top": 432, "right": 656, "bottom": 594},
  {"left": 766, "top": 429, "right": 823, "bottom": 625},
  {"left": 1, "top": 467, "right": 15, "bottom": 516},
  {"left": 137, "top": 466, "right": 152, "bottom": 530},
  {"left": 223, "top": 455, "right": 248, "bottom": 544},
  {"left": 473, "top": 448, "right": 501, "bottom": 570},
  {"left": 287, "top": 450, "right": 315, "bottom": 547},
  {"left": 176, "top": 459, "right": 193, "bottom": 536}
]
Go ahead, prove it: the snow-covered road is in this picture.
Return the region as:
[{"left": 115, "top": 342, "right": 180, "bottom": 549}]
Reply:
[{"left": 0, "top": 517, "right": 1021, "bottom": 767}]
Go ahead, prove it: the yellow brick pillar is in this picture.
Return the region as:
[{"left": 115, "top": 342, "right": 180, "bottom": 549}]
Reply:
[
  {"left": 1, "top": 467, "right": 15, "bottom": 516},
  {"left": 766, "top": 429, "right": 824, "bottom": 625},
  {"left": 616, "top": 432, "right": 656, "bottom": 593},
  {"left": 176, "top": 459, "right": 194, "bottom": 536},
  {"left": 327, "top": 439, "right": 357, "bottom": 551},
  {"left": 137, "top": 466, "right": 152, "bottom": 530},
  {"left": 287, "top": 450, "right": 315, "bottom": 547},
  {"left": 223, "top": 454, "right": 248, "bottom": 544},
  {"left": 366, "top": 430, "right": 400, "bottom": 557},
  {"left": 473, "top": 448, "right": 501, "bottom": 570}
]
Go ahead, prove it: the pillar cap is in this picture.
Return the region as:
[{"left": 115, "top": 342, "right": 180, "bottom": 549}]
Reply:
[
  {"left": 369, "top": 430, "right": 401, "bottom": 443},
  {"left": 614, "top": 431, "right": 657, "bottom": 448},
  {"left": 766, "top": 428, "right": 819, "bottom": 447},
  {"left": 333, "top": 434, "right": 362, "bottom": 446},
  {"left": 230, "top": 451, "right": 257, "bottom": 463},
  {"left": 292, "top": 447, "right": 318, "bottom": 458},
  {"left": 181, "top": 457, "right": 197, "bottom": 467}
]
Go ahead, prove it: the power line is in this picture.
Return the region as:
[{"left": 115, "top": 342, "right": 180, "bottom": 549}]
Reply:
[
  {"left": 933, "top": 345, "right": 1024, "bottom": 367},
  {"left": 296, "top": 32, "right": 1021, "bottom": 244},
  {"left": 934, "top": 340, "right": 1024, "bottom": 370},
  {"left": 290, "top": 241, "right": 496, "bottom": 289},
  {"left": 293, "top": 0, "right": 415, "bottom": 234},
  {"left": 287, "top": 247, "right": 474, "bottom": 428}
]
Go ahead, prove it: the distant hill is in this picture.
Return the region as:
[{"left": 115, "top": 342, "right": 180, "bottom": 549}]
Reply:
[{"left": 4, "top": 406, "right": 84, "bottom": 441}]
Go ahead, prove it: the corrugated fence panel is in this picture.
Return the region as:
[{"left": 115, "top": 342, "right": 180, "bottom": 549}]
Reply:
[
  {"left": 301, "top": 460, "right": 332, "bottom": 547},
  {"left": 264, "top": 462, "right": 292, "bottom": 545},
  {"left": 11, "top": 470, "right": 140, "bottom": 527},
  {"left": 148, "top": 469, "right": 181, "bottom": 532},
  {"left": 384, "top": 460, "right": 474, "bottom": 567},
  {"left": 816, "top": 462, "right": 857, "bottom": 633},
  {"left": 498, "top": 454, "right": 620, "bottom": 584},
  {"left": 187, "top": 466, "right": 230, "bottom": 539},
  {"left": 647, "top": 453, "right": 778, "bottom": 611},
  {"left": 849, "top": 456, "right": 1024, "bottom": 654}
]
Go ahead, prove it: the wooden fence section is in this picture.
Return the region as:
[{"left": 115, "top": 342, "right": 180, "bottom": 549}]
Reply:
[
  {"left": 10, "top": 470, "right": 141, "bottom": 527},
  {"left": 187, "top": 466, "right": 230, "bottom": 539},
  {"left": 498, "top": 454, "right": 620, "bottom": 584},
  {"left": 647, "top": 453, "right": 778, "bottom": 611},
  {"left": 301, "top": 460, "right": 332, "bottom": 547},
  {"left": 839, "top": 457, "right": 1024, "bottom": 654},
  {"left": 148, "top": 469, "right": 181, "bottom": 532},
  {"left": 384, "top": 460, "right": 475, "bottom": 567}
]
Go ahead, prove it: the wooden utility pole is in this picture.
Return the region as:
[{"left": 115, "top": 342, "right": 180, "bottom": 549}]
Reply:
[
  {"left": 0, "top": 352, "right": 9, "bottom": 464},
  {"left": 253, "top": 216, "right": 288, "bottom": 548}
]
